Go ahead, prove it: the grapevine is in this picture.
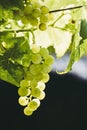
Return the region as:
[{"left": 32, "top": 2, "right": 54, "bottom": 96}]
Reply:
[{"left": 0, "top": 0, "right": 87, "bottom": 116}]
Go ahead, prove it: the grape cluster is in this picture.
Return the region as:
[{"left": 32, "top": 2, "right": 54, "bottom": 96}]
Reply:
[
  {"left": 18, "top": 45, "right": 54, "bottom": 116},
  {"left": 21, "top": 0, "right": 50, "bottom": 30}
]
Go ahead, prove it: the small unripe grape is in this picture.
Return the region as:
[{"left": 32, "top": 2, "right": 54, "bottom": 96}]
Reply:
[
  {"left": 18, "top": 96, "right": 28, "bottom": 106},
  {"left": 24, "top": 107, "right": 33, "bottom": 116},
  {"left": 37, "top": 91, "right": 45, "bottom": 100},
  {"left": 28, "top": 98, "right": 40, "bottom": 111},
  {"left": 24, "top": 4, "right": 33, "bottom": 15},
  {"left": 39, "top": 23, "right": 47, "bottom": 31},
  {"left": 18, "top": 87, "right": 29, "bottom": 96},
  {"left": 40, "top": 14, "right": 48, "bottom": 23},
  {"left": 31, "top": 87, "right": 42, "bottom": 97},
  {"left": 41, "top": 6, "right": 49, "bottom": 14},
  {"left": 31, "top": 44, "right": 40, "bottom": 53},
  {"left": 32, "top": 8, "right": 41, "bottom": 18}
]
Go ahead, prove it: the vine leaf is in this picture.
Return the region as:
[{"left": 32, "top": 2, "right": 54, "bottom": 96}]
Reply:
[{"left": 0, "top": 36, "right": 30, "bottom": 86}]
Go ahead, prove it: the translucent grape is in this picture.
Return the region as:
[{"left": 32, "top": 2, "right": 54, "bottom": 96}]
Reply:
[
  {"left": 29, "top": 16, "right": 38, "bottom": 26},
  {"left": 41, "top": 63, "right": 52, "bottom": 73},
  {"left": 24, "top": 71, "right": 34, "bottom": 80},
  {"left": 41, "top": 6, "right": 49, "bottom": 14},
  {"left": 20, "top": 79, "right": 30, "bottom": 88},
  {"left": 34, "top": 72, "right": 43, "bottom": 81},
  {"left": 41, "top": 73, "right": 50, "bottom": 83},
  {"left": 40, "top": 14, "right": 48, "bottom": 23},
  {"left": 24, "top": 4, "right": 33, "bottom": 15},
  {"left": 31, "top": 44, "right": 40, "bottom": 53},
  {"left": 37, "top": 82, "right": 46, "bottom": 91},
  {"left": 31, "top": 53, "right": 42, "bottom": 64},
  {"left": 24, "top": 107, "right": 33, "bottom": 116},
  {"left": 21, "top": 16, "right": 29, "bottom": 24},
  {"left": 39, "top": 47, "right": 49, "bottom": 58},
  {"left": 29, "top": 64, "right": 41, "bottom": 75},
  {"left": 30, "top": 80, "right": 38, "bottom": 88},
  {"left": 39, "top": 23, "right": 47, "bottom": 31},
  {"left": 32, "top": 8, "right": 41, "bottom": 18},
  {"left": 18, "top": 87, "right": 29, "bottom": 96},
  {"left": 45, "top": 55, "right": 54, "bottom": 65},
  {"left": 31, "top": 87, "right": 42, "bottom": 97},
  {"left": 37, "top": 91, "right": 45, "bottom": 100},
  {"left": 18, "top": 96, "right": 29, "bottom": 106},
  {"left": 28, "top": 98, "right": 40, "bottom": 111}
]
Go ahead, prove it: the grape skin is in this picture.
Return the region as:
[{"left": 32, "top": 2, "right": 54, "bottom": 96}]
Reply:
[{"left": 24, "top": 107, "right": 33, "bottom": 116}]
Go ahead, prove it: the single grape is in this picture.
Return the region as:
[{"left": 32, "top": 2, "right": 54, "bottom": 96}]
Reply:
[
  {"left": 31, "top": 53, "right": 42, "bottom": 64},
  {"left": 24, "top": 71, "right": 34, "bottom": 80},
  {"left": 40, "top": 14, "right": 48, "bottom": 23},
  {"left": 20, "top": 79, "right": 30, "bottom": 88},
  {"left": 31, "top": 87, "right": 42, "bottom": 97},
  {"left": 41, "top": 6, "right": 49, "bottom": 14},
  {"left": 28, "top": 98, "right": 40, "bottom": 111},
  {"left": 39, "top": 23, "right": 47, "bottom": 31},
  {"left": 31, "top": 44, "right": 40, "bottom": 53},
  {"left": 39, "top": 47, "right": 49, "bottom": 58},
  {"left": 29, "top": 16, "right": 38, "bottom": 26},
  {"left": 41, "top": 63, "right": 52, "bottom": 73},
  {"left": 37, "top": 82, "right": 46, "bottom": 91},
  {"left": 37, "top": 91, "right": 45, "bottom": 100},
  {"left": 24, "top": 106, "right": 33, "bottom": 116},
  {"left": 45, "top": 55, "right": 54, "bottom": 65},
  {"left": 30, "top": 79, "right": 38, "bottom": 88},
  {"left": 18, "top": 87, "right": 29, "bottom": 96},
  {"left": 21, "top": 16, "right": 29, "bottom": 24},
  {"left": 32, "top": 8, "right": 41, "bottom": 18},
  {"left": 41, "top": 73, "right": 50, "bottom": 83},
  {"left": 34, "top": 72, "right": 43, "bottom": 81},
  {"left": 29, "top": 64, "right": 41, "bottom": 75},
  {"left": 18, "top": 96, "right": 29, "bottom": 106},
  {"left": 24, "top": 4, "right": 33, "bottom": 15}
]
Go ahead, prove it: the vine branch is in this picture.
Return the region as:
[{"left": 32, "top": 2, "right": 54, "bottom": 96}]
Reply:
[{"left": 49, "top": 5, "right": 87, "bottom": 13}]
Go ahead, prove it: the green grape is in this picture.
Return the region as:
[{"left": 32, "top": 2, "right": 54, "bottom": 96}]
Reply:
[
  {"left": 37, "top": 91, "right": 45, "bottom": 100},
  {"left": 30, "top": 79, "right": 38, "bottom": 88},
  {"left": 39, "top": 47, "right": 49, "bottom": 58},
  {"left": 21, "top": 15, "right": 29, "bottom": 24},
  {"left": 31, "top": 53, "right": 42, "bottom": 64},
  {"left": 31, "top": 44, "right": 40, "bottom": 53},
  {"left": 32, "top": 8, "right": 41, "bottom": 18},
  {"left": 20, "top": 79, "right": 30, "bottom": 88},
  {"left": 29, "top": 64, "right": 41, "bottom": 75},
  {"left": 18, "top": 96, "right": 29, "bottom": 106},
  {"left": 37, "top": 81, "right": 46, "bottom": 91},
  {"left": 40, "top": 14, "right": 48, "bottom": 23},
  {"left": 24, "top": 106, "right": 33, "bottom": 116},
  {"left": 24, "top": 71, "right": 34, "bottom": 81},
  {"left": 41, "top": 6, "right": 49, "bottom": 14},
  {"left": 24, "top": 4, "right": 33, "bottom": 15},
  {"left": 41, "top": 73, "right": 50, "bottom": 83},
  {"left": 39, "top": 23, "right": 47, "bottom": 31},
  {"left": 29, "top": 16, "right": 38, "bottom": 26},
  {"left": 18, "top": 87, "right": 29, "bottom": 96},
  {"left": 41, "top": 63, "right": 52, "bottom": 73},
  {"left": 31, "top": 87, "right": 42, "bottom": 97},
  {"left": 45, "top": 55, "right": 54, "bottom": 65},
  {"left": 34, "top": 72, "right": 43, "bottom": 81},
  {"left": 28, "top": 98, "right": 40, "bottom": 111}
]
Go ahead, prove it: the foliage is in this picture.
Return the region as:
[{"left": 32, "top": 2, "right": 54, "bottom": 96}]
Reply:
[{"left": 0, "top": 0, "right": 87, "bottom": 116}]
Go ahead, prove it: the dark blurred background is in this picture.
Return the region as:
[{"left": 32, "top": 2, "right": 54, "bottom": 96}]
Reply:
[{"left": 0, "top": 71, "right": 87, "bottom": 130}]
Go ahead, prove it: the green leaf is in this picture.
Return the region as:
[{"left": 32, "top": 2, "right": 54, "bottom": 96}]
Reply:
[
  {"left": 0, "top": 36, "right": 30, "bottom": 86},
  {"left": 34, "top": 27, "right": 72, "bottom": 58}
]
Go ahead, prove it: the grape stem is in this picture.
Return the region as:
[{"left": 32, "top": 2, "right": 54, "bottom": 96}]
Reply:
[
  {"left": 49, "top": 5, "right": 87, "bottom": 13},
  {"left": 0, "top": 28, "right": 37, "bottom": 34}
]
